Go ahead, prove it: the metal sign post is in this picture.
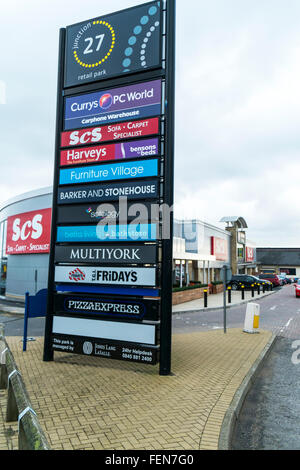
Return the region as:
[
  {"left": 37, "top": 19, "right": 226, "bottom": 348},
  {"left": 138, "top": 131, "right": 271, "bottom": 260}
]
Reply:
[
  {"left": 223, "top": 266, "right": 227, "bottom": 334},
  {"left": 221, "top": 265, "right": 232, "bottom": 334}
]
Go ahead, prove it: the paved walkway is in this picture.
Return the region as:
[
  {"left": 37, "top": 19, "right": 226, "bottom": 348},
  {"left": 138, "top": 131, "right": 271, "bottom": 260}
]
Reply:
[
  {"left": 172, "top": 289, "right": 276, "bottom": 313},
  {"left": 0, "top": 328, "right": 273, "bottom": 450}
]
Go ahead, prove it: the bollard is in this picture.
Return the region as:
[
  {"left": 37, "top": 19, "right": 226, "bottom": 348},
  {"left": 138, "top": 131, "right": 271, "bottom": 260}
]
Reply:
[
  {"left": 251, "top": 284, "right": 255, "bottom": 297},
  {"left": 241, "top": 285, "right": 245, "bottom": 300},
  {"left": 204, "top": 289, "right": 208, "bottom": 308},
  {"left": 262, "top": 283, "right": 266, "bottom": 293},
  {"left": 0, "top": 324, "right": 7, "bottom": 390},
  {"left": 227, "top": 286, "right": 232, "bottom": 304},
  {"left": 243, "top": 303, "right": 260, "bottom": 334},
  {"left": 257, "top": 283, "right": 260, "bottom": 295}
]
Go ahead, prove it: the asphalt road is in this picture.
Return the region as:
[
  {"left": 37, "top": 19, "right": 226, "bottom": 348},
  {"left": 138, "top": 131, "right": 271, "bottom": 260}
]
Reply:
[
  {"left": 173, "top": 284, "right": 300, "bottom": 450},
  {"left": 232, "top": 335, "right": 300, "bottom": 450},
  {"left": 172, "top": 284, "right": 300, "bottom": 338}
]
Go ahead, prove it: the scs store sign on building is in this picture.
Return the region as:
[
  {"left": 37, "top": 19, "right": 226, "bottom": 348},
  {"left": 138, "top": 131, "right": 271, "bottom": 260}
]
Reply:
[{"left": 6, "top": 209, "right": 52, "bottom": 255}]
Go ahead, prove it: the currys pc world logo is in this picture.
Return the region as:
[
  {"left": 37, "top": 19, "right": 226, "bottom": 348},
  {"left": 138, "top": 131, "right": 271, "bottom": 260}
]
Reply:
[
  {"left": 99, "top": 93, "right": 113, "bottom": 110},
  {"left": 65, "top": 79, "right": 162, "bottom": 130}
]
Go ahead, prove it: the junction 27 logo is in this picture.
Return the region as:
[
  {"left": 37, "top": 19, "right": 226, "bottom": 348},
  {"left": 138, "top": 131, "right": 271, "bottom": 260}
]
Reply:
[{"left": 72, "top": 20, "right": 116, "bottom": 70}]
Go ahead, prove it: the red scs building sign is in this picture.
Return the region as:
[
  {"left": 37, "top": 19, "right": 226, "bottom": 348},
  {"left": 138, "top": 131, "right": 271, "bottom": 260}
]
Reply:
[
  {"left": 6, "top": 209, "right": 52, "bottom": 255},
  {"left": 246, "top": 247, "right": 255, "bottom": 262},
  {"left": 211, "top": 237, "right": 228, "bottom": 261}
]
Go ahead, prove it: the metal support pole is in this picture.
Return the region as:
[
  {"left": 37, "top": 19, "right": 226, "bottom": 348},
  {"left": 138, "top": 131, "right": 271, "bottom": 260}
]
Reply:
[
  {"left": 159, "top": 0, "right": 176, "bottom": 376},
  {"left": 43, "top": 28, "right": 66, "bottom": 362},
  {"left": 223, "top": 266, "right": 227, "bottom": 334},
  {"left": 241, "top": 285, "right": 245, "bottom": 300},
  {"left": 227, "top": 287, "right": 232, "bottom": 304}
]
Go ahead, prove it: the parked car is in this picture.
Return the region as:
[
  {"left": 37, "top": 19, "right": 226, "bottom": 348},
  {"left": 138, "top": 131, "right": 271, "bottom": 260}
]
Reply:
[
  {"left": 295, "top": 279, "right": 300, "bottom": 297},
  {"left": 227, "top": 274, "right": 264, "bottom": 290},
  {"left": 278, "top": 275, "right": 288, "bottom": 285},
  {"left": 258, "top": 273, "right": 281, "bottom": 287}
]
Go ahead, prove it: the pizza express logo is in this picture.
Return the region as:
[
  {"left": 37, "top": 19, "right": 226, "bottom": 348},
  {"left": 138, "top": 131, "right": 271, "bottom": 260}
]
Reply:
[{"left": 72, "top": 20, "right": 116, "bottom": 69}]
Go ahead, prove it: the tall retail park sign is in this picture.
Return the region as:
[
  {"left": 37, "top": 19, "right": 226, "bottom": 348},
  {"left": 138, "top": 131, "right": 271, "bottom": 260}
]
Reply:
[{"left": 43, "top": 0, "right": 176, "bottom": 376}]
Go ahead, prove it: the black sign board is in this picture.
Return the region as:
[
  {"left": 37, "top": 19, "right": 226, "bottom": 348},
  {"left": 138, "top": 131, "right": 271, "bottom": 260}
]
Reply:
[
  {"left": 55, "top": 244, "right": 157, "bottom": 265},
  {"left": 52, "top": 334, "right": 159, "bottom": 365},
  {"left": 56, "top": 201, "right": 159, "bottom": 224},
  {"left": 64, "top": 1, "right": 162, "bottom": 88},
  {"left": 54, "top": 293, "right": 160, "bottom": 322},
  {"left": 44, "top": 0, "right": 176, "bottom": 376},
  {"left": 57, "top": 180, "right": 159, "bottom": 205}
]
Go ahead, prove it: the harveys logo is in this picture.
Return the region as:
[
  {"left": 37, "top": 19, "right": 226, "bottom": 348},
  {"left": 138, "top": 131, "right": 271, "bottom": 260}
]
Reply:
[
  {"left": 69, "top": 268, "right": 86, "bottom": 282},
  {"left": 99, "top": 93, "right": 113, "bottom": 110}
]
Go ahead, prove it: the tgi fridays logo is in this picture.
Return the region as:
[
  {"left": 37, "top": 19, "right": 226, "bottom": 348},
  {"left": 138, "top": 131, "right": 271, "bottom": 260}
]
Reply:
[
  {"left": 64, "top": 267, "right": 155, "bottom": 285},
  {"left": 91, "top": 269, "right": 138, "bottom": 283},
  {"left": 69, "top": 268, "right": 86, "bottom": 282}
]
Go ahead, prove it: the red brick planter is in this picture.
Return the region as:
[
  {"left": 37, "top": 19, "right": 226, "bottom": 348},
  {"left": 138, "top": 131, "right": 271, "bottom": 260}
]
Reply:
[
  {"left": 211, "top": 283, "right": 224, "bottom": 294},
  {"left": 172, "top": 287, "right": 209, "bottom": 306}
]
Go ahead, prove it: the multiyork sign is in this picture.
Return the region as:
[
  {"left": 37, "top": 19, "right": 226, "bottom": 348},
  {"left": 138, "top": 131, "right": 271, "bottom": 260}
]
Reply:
[
  {"left": 56, "top": 223, "right": 157, "bottom": 243},
  {"left": 60, "top": 138, "right": 159, "bottom": 166},
  {"left": 61, "top": 117, "right": 159, "bottom": 147},
  {"left": 59, "top": 158, "right": 159, "bottom": 185},
  {"left": 54, "top": 266, "right": 157, "bottom": 286},
  {"left": 6, "top": 208, "right": 52, "bottom": 255},
  {"left": 57, "top": 180, "right": 159, "bottom": 204},
  {"left": 54, "top": 294, "right": 160, "bottom": 321},
  {"left": 64, "top": 79, "right": 162, "bottom": 130},
  {"left": 64, "top": 1, "right": 162, "bottom": 88},
  {"left": 54, "top": 244, "right": 157, "bottom": 264}
]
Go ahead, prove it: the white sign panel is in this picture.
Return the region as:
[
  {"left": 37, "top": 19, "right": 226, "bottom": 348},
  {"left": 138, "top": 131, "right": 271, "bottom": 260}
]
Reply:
[
  {"left": 53, "top": 316, "right": 156, "bottom": 345},
  {"left": 54, "top": 265, "right": 156, "bottom": 286}
]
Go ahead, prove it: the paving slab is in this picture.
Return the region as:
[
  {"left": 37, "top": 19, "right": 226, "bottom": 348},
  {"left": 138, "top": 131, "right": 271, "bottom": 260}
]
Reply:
[{"left": 0, "top": 328, "right": 273, "bottom": 450}]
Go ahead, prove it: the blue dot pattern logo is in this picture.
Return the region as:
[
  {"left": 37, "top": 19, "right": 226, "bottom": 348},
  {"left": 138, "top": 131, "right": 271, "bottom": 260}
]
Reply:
[{"left": 122, "top": 2, "right": 161, "bottom": 73}]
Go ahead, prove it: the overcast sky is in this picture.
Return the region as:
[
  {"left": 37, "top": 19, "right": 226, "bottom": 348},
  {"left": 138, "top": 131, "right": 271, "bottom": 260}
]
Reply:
[{"left": 1, "top": 0, "right": 300, "bottom": 247}]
